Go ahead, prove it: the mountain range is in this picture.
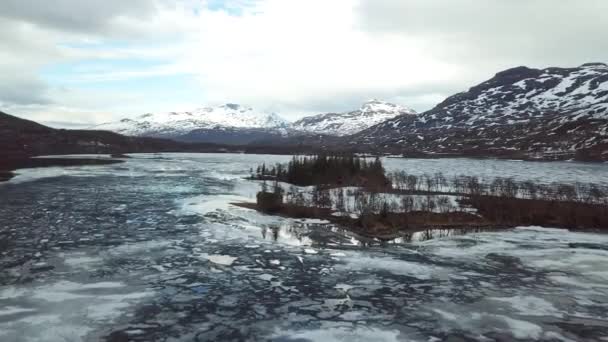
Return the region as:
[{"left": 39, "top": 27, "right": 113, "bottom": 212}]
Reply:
[
  {"left": 2, "top": 63, "right": 607, "bottom": 161},
  {"left": 92, "top": 104, "right": 289, "bottom": 145},
  {"left": 291, "top": 100, "right": 416, "bottom": 136},
  {"left": 93, "top": 100, "right": 413, "bottom": 144},
  {"left": 351, "top": 63, "right": 608, "bottom": 160}
]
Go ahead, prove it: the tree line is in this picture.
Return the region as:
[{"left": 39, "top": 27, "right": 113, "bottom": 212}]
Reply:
[
  {"left": 386, "top": 171, "right": 608, "bottom": 204},
  {"left": 251, "top": 154, "right": 389, "bottom": 188},
  {"left": 254, "top": 160, "right": 608, "bottom": 230}
]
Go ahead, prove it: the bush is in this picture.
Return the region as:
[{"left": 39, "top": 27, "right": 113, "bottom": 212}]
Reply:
[{"left": 256, "top": 191, "right": 283, "bottom": 213}]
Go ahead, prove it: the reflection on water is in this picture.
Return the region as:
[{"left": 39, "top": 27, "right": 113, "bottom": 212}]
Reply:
[
  {"left": 393, "top": 227, "right": 498, "bottom": 243},
  {"left": 262, "top": 221, "right": 498, "bottom": 246},
  {"left": 260, "top": 223, "right": 313, "bottom": 246}
]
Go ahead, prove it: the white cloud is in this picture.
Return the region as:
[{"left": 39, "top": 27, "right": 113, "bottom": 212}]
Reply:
[
  {"left": 357, "top": 0, "right": 608, "bottom": 72},
  {"left": 0, "top": 0, "right": 157, "bottom": 35},
  {"left": 165, "top": 0, "right": 465, "bottom": 118},
  {"left": 1, "top": 0, "right": 606, "bottom": 126}
]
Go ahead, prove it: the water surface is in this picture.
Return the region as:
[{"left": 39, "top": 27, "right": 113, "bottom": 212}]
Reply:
[{"left": 0, "top": 153, "right": 607, "bottom": 341}]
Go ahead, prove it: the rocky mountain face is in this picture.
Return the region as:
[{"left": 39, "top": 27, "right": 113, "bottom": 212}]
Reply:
[
  {"left": 291, "top": 100, "right": 416, "bottom": 136},
  {"left": 352, "top": 63, "right": 608, "bottom": 161},
  {"left": 93, "top": 104, "right": 290, "bottom": 145}
]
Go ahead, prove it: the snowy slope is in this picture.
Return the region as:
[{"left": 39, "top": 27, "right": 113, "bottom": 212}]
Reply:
[
  {"left": 353, "top": 63, "right": 608, "bottom": 160},
  {"left": 292, "top": 100, "right": 416, "bottom": 136},
  {"left": 93, "top": 104, "right": 289, "bottom": 138}
]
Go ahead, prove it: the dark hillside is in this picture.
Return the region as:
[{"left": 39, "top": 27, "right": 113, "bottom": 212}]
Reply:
[
  {"left": 0, "top": 111, "right": 231, "bottom": 158},
  {"left": 0, "top": 111, "right": 238, "bottom": 181}
]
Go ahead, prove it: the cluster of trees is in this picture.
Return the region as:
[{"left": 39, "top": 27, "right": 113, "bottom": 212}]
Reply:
[
  {"left": 469, "top": 194, "right": 608, "bottom": 229},
  {"left": 252, "top": 154, "right": 389, "bottom": 187},
  {"left": 253, "top": 158, "right": 608, "bottom": 230},
  {"left": 276, "top": 184, "right": 456, "bottom": 216},
  {"left": 387, "top": 171, "right": 608, "bottom": 204},
  {"left": 271, "top": 178, "right": 608, "bottom": 229},
  {"left": 388, "top": 171, "right": 450, "bottom": 193}
]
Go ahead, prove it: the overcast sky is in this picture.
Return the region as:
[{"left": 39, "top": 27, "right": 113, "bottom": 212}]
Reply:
[{"left": 1, "top": 0, "right": 606, "bottom": 127}]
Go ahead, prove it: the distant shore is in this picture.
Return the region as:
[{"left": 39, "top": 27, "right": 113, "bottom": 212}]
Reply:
[{"left": 0, "top": 157, "right": 124, "bottom": 182}]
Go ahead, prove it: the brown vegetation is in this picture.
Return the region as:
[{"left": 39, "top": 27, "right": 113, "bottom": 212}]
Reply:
[
  {"left": 387, "top": 171, "right": 608, "bottom": 204},
  {"left": 235, "top": 201, "right": 493, "bottom": 240},
  {"left": 242, "top": 159, "right": 608, "bottom": 238},
  {"left": 467, "top": 196, "right": 608, "bottom": 229}
]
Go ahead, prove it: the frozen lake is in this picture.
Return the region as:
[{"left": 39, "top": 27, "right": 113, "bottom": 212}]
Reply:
[
  {"left": 0, "top": 153, "right": 607, "bottom": 341},
  {"left": 383, "top": 157, "right": 608, "bottom": 186}
]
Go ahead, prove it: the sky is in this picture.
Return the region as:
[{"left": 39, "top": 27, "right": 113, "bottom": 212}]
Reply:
[{"left": 1, "top": 0, "right": 606, "bottom": 128}]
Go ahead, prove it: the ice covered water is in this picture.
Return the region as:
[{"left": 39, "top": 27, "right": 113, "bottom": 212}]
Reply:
[
  {"left": 383, "top": 157, "right": 608, "bottom": 186},
  {"left": 0, "top": 153, "right": 607, "bottom": 341}
]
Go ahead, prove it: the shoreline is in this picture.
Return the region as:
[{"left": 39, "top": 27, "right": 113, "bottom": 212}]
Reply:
[
  {"left": 233, "top": 200, "right": 608, "bottom": 240},
  {"left": 232, "top": 202, "right": 509, "bottom": 241},
  {"left": 0, "top": 157, "right": 125, "bottom": 183},
  {"left": 4, "top": 150, "right": 608, "bottom": 164}
]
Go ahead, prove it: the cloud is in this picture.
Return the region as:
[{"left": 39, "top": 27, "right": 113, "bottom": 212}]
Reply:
[
  {"left": 0, "top": 0, "right": 156, "bottom": 34},
  {"left": 0, "top": 73, "right": 51, "bottom": 106},
  {"left": 356, "top": 0, "right": 608, "bottom": 70},
  {"left": 1, "top": 0, "right": 606, "bottom": 126},
  {"left": 173, "top": 0, "right": 465, "bottom": 118},
  {"left": 0, "top": 0, "right": 192, "bottom": 121},
  {"left": 0, "top": 17, "right": 67, "bottom": 106}
]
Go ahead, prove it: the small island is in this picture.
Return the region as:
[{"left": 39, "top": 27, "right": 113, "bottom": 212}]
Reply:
[{"left": 236, "top": 154, "right": 608, "bottom": 240}]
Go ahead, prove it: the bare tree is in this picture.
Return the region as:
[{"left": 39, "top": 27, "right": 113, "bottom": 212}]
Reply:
[
  {"left": 400, "top": 195, "right": 414, "bottom": 213},
  {"left": 318, "top": 187, "right": 332, "bottom": 209},
  {"left": 437, "top": 196, "right": 452, "bottom": 213},
  {"left": 406, "top": 175, "right": 418, "bottom": 192},
  {"left": 434, "top": 172, "right": 448, "bottom": 192},
  {"left": 334, "top": 188, "right": 346, "bottom": 213}
]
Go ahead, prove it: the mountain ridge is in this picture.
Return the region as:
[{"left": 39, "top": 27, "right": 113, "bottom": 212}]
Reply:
[
  {"left": 351, "top": 63, "right": 608, "bottom": 161},
  {"left": 0, "top": 110, "right": 227, "bottom": 159},
  {"left": 291, "top": 99, "right": 416, "bottom": 136},
  {"left": 3, "top": 63, "right": 607, "bottom": 161},
  {"left": 93, "top": 100, "right": 416, "bottom": 144},
  {"left": 93, "top": 104, "right": 289, "bottom": 139}
]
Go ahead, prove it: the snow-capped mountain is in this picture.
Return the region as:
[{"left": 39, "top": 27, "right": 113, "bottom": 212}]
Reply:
[
  {"left": 93, "top": 104, "right": 290, "bottom": 145},
  {"left": 353, "top": 63, "right": 608, "bottom": 160},
  {"left": 292, "top": 100, "right": 416, "bottom": 136},
  {"left": 95, "top": 101, "right": 417, "bottom": 144}
]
